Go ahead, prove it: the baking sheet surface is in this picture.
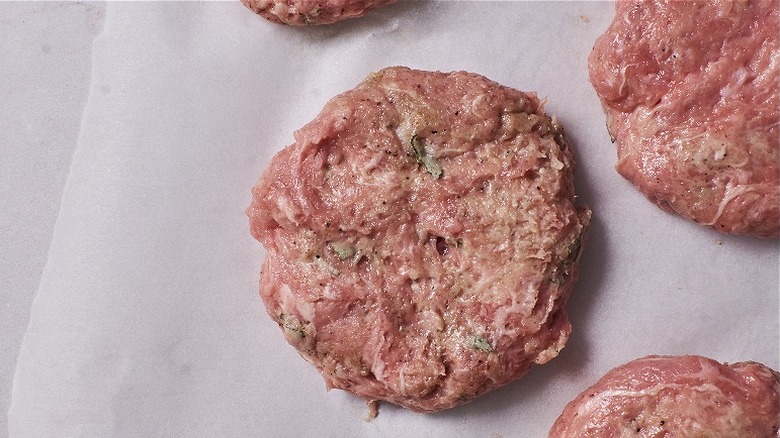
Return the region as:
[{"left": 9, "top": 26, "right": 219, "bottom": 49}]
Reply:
[{"left": 9, "top": 2, "right": 779, "bottom": 436}]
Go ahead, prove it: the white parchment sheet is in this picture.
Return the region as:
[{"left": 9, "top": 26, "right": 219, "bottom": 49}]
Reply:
[{"left": 9, "top": 1, "right": 779, "bottom": 437}]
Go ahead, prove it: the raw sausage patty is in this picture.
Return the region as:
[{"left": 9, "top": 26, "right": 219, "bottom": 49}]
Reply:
[
  {"left": 247, "top": 67, "right": 591, "bottom": 412},
  {"left": 548, "top": 355, "right": 780, "bottom": 437},
  {"left": 241, "top": 0, "right": 396, "bottom": 25},
  {"left": 589, "top": 0, "right": 779, "bottom": 237}
]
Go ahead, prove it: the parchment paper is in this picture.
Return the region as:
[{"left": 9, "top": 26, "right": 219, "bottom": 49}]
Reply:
[{"left": 9, "top": 2, "right": 779, "bottom": 437}]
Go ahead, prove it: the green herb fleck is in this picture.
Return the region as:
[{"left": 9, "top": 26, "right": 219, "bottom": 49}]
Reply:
[
  {"left": 447, "top": 237, "right": 463, "bottom": 248},
  {"left": 411, "top": 135, "right": 443, "bottom": 179},
  {"left": 550, "top": 236, "right": 582, "bottom": 284},
  {"left": 279, "top": 313, "right": 305, "bottom": 339},
  {"left": 567, "top": 237, "right": 581, "bottom": 260},
  {"left": 328, "top": 242, "right": 356, "bottom": 260},
  {"left": 469, "top": 336, "right": 493, "bottom": 352},
  {"left": 549, "top": 268, "right": 563, "bottom": 284}
]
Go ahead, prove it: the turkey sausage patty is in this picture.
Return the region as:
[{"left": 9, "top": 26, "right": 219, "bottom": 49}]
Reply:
[
  {"left": 589, "top": 0, "right": 779, "bottom": 237},
  {"left": 549, "top": 355, "right": 780, "bottom": 437},
  {"left": 248, "top": 67, "right": 591, "bottom": 412},
  {"left": 241, "top": 0, "right": 396, "bottom": 25}
]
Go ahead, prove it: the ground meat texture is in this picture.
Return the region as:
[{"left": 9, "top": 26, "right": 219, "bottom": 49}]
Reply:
[
  {"left": 247, "top": 67, "right": 591, "bottom": 412},
  {"left": 589, "top": 0, "right": 779, "bottom": 237},
  {"left": 548, "top": 355, "right": 780, "bottom": 437},
  {"left": 241, "top": 0, "right": 396, "bottom": 25}
]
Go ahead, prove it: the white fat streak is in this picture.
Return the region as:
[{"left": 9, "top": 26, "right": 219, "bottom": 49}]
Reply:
[
  {"left": 675, "top": 130, "right": 708, "bottom": 144},
  {"left": 420, "top": 307, "right": 445, "bottom": 333},
  {"left": 313, "top": 256, "right": 340, "bottom": 276},
  {"left": 713, "top": 144, "right": 727, "bottom": 161},
  {"left": 550, "top": 154, "right": 565, "bottom": 171},
  {"left": 720, "top": 67, "right": 750, "bottom": 98},
  {"left": 757, "top": 45, "right": 780, "bottom": 85},
  {"left": 370, "top": 333, "right": 388, "bottom": 383},
  {"left": 278, "top": 284, "right": 295, "bottom": 313},
  {"left": 350, "top": 153, "right": 399, "bottom": 188},
  {"left": 398, "top": 362, "right": 408, "bottom": 395},
  {"left": 575, "top": 382, "right": 725, "bottom": 420},
  {"left": 322, "top": 284, "right": 338, "bottom": 300},
  {"left": 361, "top": 172, "right": 398, "bottom": 187},
  {"left": 276, "top": 196, "right": 299, "bottom": 226},
  {"left": 703, "top": 182, "right": 760, "bottom": 226},
  {"left": 279, "top": 283, "right": 316, "bottom": 323},
  {"left": 364, "top": 153, "right": 383, "bottom": 172},
  {"left": 618, "top": 63, "right": 639, "bottom": 97},
  {"left": 575, "top": 357, "right": 733, "bottom": 419},
  {"left": 470, "top": 94, "right": 493, "bottom": 117},
  {"left": 469, "top": 273, "right": 497, "bottom": 299},
  {"left": 492, "top": 281, "right": 539, "bottom": 338},
  {"left": 436, "top": 144, "right": 475, "bottom": 156}
]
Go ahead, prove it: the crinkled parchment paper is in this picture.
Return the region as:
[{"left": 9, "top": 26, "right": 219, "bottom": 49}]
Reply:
[{"left": 9, "top": 2, "right": 778, "bottom": 436}]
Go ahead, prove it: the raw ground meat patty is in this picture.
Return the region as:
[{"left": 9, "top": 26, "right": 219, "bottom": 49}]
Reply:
[
  {"left": 241, "top": 0, "right": 396, "bottom": 25},
  {"left": 548, "top": 355, "right": 780, "bottom": 437},
  {"left": 247, "top": 67, "right": 591, "bottom": 412},
  {"left": 589, "top": 0, "right": 779, "bottom": 237}
]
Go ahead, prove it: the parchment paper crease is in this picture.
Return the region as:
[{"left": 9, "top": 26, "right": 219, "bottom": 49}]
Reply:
[{"left": 9, "top": 2, "right": 778, "bottom": 437}]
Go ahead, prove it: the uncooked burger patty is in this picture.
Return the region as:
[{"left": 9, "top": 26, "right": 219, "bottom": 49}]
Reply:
[
  {"left": 241, "top": 0, "right": 396, "bottom": 25},
  {"left": 548, "top": 355, "right": 780, "bottom": 437},
  {"left": 247, "top": 67, "right": 591, "bottom": 412},
  {"left": 589, "top": 0, "right": 779, "bottom": 237}
]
